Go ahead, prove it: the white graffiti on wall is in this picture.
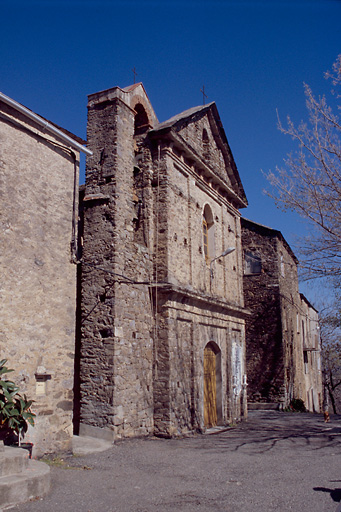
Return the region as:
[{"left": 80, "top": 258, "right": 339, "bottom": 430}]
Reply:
[{"left": 232, "top": 341, "right": 242, "bottom": 396}]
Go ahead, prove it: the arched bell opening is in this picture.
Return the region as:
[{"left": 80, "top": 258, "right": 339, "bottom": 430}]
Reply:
[{"left": 134, "top": 103, "right": 150, "bottom": 135}]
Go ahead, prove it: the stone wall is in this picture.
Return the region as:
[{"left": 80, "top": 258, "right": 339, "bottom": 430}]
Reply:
[
  {"left": 241, "top": 220, "right": 285, "bottom": 403},
  {"left": 0, "top": 101, "right": 80, "bottom": 455},
  {"left": 150, "top": 128, "right": 247, "bottom": 432},
  {"left": 80, "top": 93, "right": 155, "bottom": 439},
  {"left": 300, "top": 295, "right": 322, "bottom": 412},
  {"left": 80, "top": 85, "right": 248, "bottom": 439},
  {"left": 241, "top": 218, "right": 306, "bottom": 407},
  {"left": 178, "top": 115, "right": 232, "bottom": 186},
  {"left": 151, "top": 109, "right": 248, "bottom": 431},
  {"left": 163, "top": 148, "right": 242, "bottom": 303},
  {"left": 154, "top": 292, "right": 247, "bottom": 435},
  {"left": 276, "top": 237, "right": 303, "bottom": 405}
]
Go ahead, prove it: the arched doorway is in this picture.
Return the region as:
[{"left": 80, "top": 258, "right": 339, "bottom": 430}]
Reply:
[{"left": 204, "top": 342, "right": 221, "bottom": 428}]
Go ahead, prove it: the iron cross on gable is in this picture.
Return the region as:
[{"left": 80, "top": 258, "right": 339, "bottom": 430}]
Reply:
[
  {"left": 132, "top": 67, "right": 138, "bottom": 84},
  {"left": 200, "top": 85, "right": 208, "bottom": 105}
]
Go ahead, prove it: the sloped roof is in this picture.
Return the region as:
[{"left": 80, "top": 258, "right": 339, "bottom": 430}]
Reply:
[
  {"left": 155, "top": 103, "right": 214, "bottom": 131},
  {"left": 0, "top": 91, "right": 88, "bottom": 149},
  {"left": 241, "top": 217, "right": 298, "bottom": 264},
  {"left": 300, "top": 293, "right": 318, "bottom": 313}
]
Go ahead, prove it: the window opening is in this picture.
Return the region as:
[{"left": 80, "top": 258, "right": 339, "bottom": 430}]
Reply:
[
  {"left": 203, "top": 204, "right": 214, "bottom": 263},
  {"left": 303, "top": 350, "right": 309, "bottom": 374},
  {"left": 202, "top": 128, "right": 210, "bottom": 160},
  {"left": 280, "top": 255, "right": 285, "bottom": 277},
  {"left": 244, "top": 252, "right": 261, "bottom": 275},
  {"left": 203, "top": 217, "right": 209, "bottom": 261}
]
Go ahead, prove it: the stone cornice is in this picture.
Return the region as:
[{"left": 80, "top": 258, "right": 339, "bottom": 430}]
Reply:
[
  {"left": 150, "top": 283, "right": 251, "bottom": 319},
  {"left": 166, "top": 149, "right": 241, "bottom": 218},
  {"left": 150, "top": 129, "right": 247, "bottom": 210}
]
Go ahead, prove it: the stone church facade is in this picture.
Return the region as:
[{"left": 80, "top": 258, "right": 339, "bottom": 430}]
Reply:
[{"left": 78, "top": 83, "right": 249, "bottom": 440}]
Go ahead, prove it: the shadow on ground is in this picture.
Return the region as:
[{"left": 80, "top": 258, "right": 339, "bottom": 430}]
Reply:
[
  {"left": 193, "top": 410, "right": 341, "bottom": 455},
  {"left": 313, "top": 486, "right": 341, "bottom": 503}
]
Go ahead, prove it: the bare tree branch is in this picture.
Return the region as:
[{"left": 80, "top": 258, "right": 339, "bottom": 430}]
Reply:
[{"left": 266, "top": 55, "right": 341, "bottom": 280}]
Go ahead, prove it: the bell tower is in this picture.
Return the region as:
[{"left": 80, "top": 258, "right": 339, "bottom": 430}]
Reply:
[{"left": 78, "top": 84, "right": 158, "bottom": 440}]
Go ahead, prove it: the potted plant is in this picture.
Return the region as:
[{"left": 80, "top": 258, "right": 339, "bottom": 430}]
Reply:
[{"left": 0, "top": 359, "right": 35, "bottom": 454}]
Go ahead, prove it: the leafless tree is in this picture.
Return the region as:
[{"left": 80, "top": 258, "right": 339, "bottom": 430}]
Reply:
[
  {"left": 266, "top": 55, "right": 341, "bottom": 280},
  {"left": 319, "top": 306, "right": 341, "bottom": 414}
]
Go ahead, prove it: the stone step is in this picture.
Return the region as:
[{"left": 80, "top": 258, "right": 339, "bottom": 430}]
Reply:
[
  {"left": 0, "top": 459, "right": 50, "bottom": 511},
  {"left": 248, "top": 402, "right": 280, "bottom": 410},
  {"left": 0, "top": 444, "right": 50, "bottom": 511},
  {"left": 72, "top": 434, "right": 113, "bottom": 456},
  {"left": 0, "top": 446, "right": 29, "bottom": 477}
]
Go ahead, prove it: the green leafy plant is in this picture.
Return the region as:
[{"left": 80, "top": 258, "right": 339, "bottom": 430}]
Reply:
[{"left": 0, "top": 359, "right": 35, "bottom": 444}]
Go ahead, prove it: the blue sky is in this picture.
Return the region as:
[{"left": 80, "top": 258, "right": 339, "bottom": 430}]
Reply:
[{"left": 2, "top": 0, "right": 340, "bottom": 302}]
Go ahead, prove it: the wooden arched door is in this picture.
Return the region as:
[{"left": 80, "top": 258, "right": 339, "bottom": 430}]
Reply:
[{"left": 204, "top": 344, "right": 218, "bottom": 427}]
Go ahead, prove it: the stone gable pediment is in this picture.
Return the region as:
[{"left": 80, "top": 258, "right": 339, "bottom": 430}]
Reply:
[{"left": 151, "top": 103, "right": 247, "bottom": 206}]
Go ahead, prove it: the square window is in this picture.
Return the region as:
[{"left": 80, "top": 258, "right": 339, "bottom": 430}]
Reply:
[{"left": 244, "top": 252, "right": 261, "bottom": 275}]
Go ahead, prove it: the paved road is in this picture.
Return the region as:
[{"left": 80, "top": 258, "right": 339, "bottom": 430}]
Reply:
[{"left": 14, "top": 411, "right": 341, "bottom": 512}]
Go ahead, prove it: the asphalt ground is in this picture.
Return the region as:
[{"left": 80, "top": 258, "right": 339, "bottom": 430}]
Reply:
[{"left": 13, "top": 410, "right": 341, "bottom": 512}]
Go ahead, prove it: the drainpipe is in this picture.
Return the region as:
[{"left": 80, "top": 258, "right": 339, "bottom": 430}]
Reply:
[{"left": 70, "top": 151, "right": 79, "bottom": 263}]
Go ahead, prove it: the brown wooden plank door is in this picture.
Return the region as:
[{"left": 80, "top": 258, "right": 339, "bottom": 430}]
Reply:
[{"left": 204, "top": 345, "right": 217, "bottom": 427}]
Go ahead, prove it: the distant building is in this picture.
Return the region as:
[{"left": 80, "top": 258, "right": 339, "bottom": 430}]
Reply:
[
  {"left": 241, "top": 217, "right": 322, "bottom": 411},
  {"left": 300, "top": 294, "right": 322, "bottom": 412}
]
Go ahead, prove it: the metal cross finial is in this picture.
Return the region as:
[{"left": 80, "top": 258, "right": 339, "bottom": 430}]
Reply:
[
  {"left": 132, "top": 67, "right": 138, "bottom": 84},
  {"left": 200, "top": 85, "right": 207, "bottom": 105}
]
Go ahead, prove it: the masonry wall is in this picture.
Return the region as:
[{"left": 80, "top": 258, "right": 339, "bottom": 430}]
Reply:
[
  {"left": 152, "top": 126, "right": 247, "bottom": 433},
  {"left": 164, "top": 150, "right": 242, "bottom": 302},
  {"left": 80, "top": 86, "right": 248, "bottom": 440},
  {"left": 241, "top": 219, "right": 310, "bottom": 408},
  {"left": 175, "top": 113, "right": 232, "bottom": 186},
  {"left": 276, "top": 237, "right": 303, "bottom": 405},
  {"left": 80, "top": 96, "right": 155, "bottom": 439},
  {"left": 0, "top": 103, "right": 79, "bottom": 455},
  {"left": 300, "top": 297, "right": 322, "bottom": 412},
  {"left": 155, "top": 295, "right": 247, "bottom": 435},
  {"left": 241, "top": 224, "right": 285, "bottom": 403}
]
